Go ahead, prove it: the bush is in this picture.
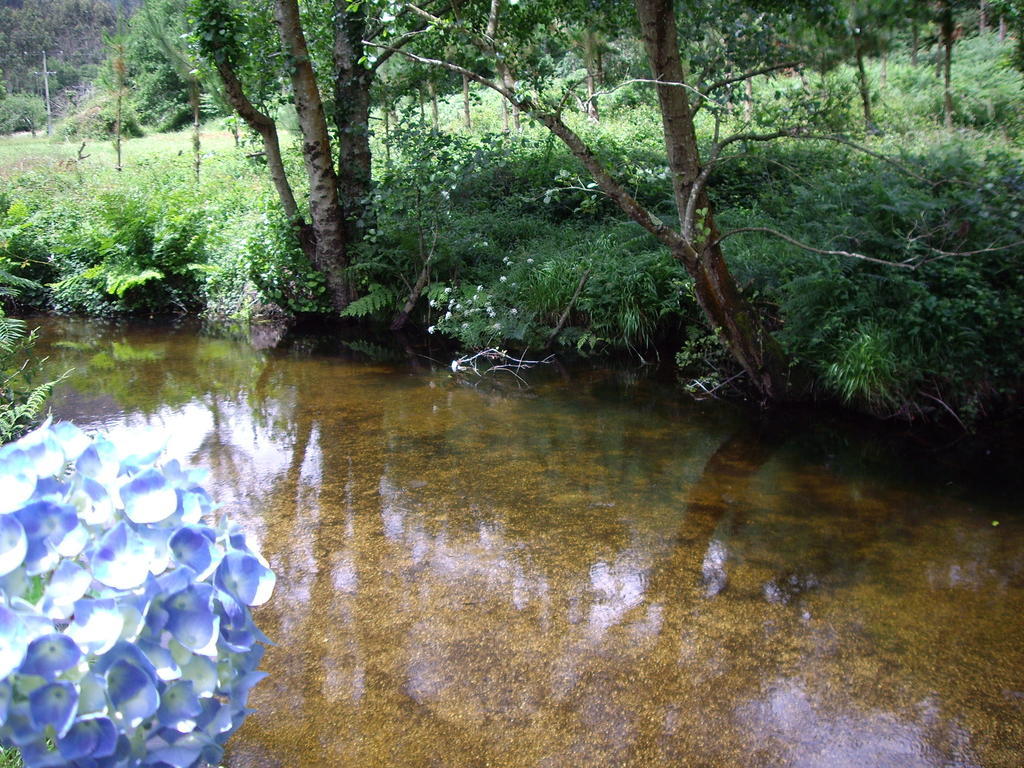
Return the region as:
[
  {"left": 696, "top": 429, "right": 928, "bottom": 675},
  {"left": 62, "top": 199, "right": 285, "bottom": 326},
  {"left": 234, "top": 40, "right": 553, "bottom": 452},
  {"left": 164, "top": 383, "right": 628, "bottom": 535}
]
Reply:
[
  {"left": 0, "top": 96, "right": 47, "bottom": 136},
  {"left": 0, "top": 421, "right": 275, "bottom": 768},
  {"left": 58, "top": 92, "right": 143, "bottom": 141}
]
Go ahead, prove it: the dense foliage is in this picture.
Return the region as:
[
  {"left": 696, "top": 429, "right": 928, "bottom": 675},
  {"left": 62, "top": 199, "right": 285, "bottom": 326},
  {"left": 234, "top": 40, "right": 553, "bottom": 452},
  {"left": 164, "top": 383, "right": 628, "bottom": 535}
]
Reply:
[
  {"left": 0, "top": 420, "right": 275, "bottom": 768},
  {"left": 0, "top": 1, "right": 1022, "bottom": 423}
]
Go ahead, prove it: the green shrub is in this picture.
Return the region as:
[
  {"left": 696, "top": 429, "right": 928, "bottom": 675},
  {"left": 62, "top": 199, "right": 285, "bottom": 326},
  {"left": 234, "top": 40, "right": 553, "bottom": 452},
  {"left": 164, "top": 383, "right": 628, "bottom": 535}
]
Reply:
[
  {"left": 0, "top": 95, "right": 47, "bottom": 136},
  {"left": 58, "top": 91, "right": 143, "bottom": 140}
]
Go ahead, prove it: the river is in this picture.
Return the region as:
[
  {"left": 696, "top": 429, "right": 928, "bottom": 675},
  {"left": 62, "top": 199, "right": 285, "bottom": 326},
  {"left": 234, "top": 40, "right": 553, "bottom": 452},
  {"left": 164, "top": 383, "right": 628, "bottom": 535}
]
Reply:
[{"left": 35, "top": 317, "right": 1024, "bottom": 768}]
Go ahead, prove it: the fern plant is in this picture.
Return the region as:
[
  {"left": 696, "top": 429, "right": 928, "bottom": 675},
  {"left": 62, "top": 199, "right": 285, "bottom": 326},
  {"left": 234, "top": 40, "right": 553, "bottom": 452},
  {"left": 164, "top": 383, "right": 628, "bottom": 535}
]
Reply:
[{"left": 0, "top": 318, "right": 66, "bottom": 444}]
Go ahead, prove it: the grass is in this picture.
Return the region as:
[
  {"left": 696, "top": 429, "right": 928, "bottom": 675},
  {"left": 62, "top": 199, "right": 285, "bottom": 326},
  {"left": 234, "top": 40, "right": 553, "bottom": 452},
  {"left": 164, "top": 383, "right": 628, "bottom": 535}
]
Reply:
[{"left": 0, "top": 126, "right": 240, "bottom": 178}]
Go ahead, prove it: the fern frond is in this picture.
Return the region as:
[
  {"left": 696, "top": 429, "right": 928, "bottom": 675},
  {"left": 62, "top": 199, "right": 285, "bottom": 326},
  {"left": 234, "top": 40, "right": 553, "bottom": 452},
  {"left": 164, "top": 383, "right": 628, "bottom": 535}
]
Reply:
[
  {"left": 106, "top": 269, "right": 164, "bottom": 297},
  {"left": 0, "top": 316, "right": 27, "bottom": 355},
  {"left": 339, "top": 284, "right": 399, "bottom": 319}
]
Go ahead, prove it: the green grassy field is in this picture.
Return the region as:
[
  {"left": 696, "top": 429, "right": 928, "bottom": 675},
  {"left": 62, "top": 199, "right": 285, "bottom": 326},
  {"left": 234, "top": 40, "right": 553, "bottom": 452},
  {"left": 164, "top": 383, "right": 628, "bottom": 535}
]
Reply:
[{"left": 0, "top": 127, "right": 240, "bottom": 178}]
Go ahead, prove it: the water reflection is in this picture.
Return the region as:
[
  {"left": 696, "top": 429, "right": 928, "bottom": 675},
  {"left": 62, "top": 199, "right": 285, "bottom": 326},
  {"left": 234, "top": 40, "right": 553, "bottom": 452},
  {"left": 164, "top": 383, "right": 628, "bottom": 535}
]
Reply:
[{"left": 34, "top": 318, "right": 1024, "bottom": 767}]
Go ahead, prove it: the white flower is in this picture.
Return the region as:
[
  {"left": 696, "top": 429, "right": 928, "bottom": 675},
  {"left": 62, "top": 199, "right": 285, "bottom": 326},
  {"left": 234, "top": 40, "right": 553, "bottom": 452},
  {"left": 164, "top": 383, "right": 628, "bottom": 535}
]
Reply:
[
  {"left": 499, "top": 276, "right": 507, "bottom": 282},
  {"left": 428, "top": 325, "right": 436, "bottom": 334},
  {"left": 476, "top": 285, "right": 483, "bottom": 292},
  {"left": 444, "top": 311, "right": 452, "bottom": 320},
  {"left": 428, "top": 299, "right": 437, "bottom": 308},
  {"left": 493, "top": 322, "right": 502, "bottom": 330},
  {"left": 526, "top": 258, "right": 534, "bottom": 264},
  {"left": 444, "top": 287, "right": 452, "bottom": 294},
  {"left": 461, "top": 322, "right": 469, "bottom": 329},
  {"left": 510, "top": 308, "right": 518, "bottom": 315}
]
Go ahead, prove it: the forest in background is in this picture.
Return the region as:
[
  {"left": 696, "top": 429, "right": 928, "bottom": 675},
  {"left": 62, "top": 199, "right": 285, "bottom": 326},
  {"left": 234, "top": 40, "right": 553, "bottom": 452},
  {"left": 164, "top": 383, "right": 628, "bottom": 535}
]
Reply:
[{"left": 0, "top": 0, "right": 1022, "bottom": 431}]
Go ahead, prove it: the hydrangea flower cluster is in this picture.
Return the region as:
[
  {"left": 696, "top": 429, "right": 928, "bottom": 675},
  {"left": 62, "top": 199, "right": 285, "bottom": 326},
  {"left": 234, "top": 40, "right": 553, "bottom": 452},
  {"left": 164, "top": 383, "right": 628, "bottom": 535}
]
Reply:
[{"left": 0, "top": 421, "right": 275, "bottom": 768}]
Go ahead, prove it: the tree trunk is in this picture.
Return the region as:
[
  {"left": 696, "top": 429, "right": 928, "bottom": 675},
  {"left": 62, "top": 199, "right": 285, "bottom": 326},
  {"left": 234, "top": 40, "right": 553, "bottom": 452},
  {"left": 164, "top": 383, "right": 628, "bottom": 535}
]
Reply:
[
  {"left": 979, "top": 1, "right": 988, "bottom": 33},
  {"left": 939, "top": 0, "right": 955, "bottom": 130},
  {"left": 428, "top": 80, "right": 439, "bottom": 130},
  {"left": 333, "top": 1, "right": 373, "bottom": 244},
  {"left": 214, "top": 60, "right": 304, "bottom": 227},
  {"left": 498, "top": 63, "right": 520, "bottom": 131},
  {"left": 462, "top": 73, "right": 472, "bottom": 128},
  {"left": 583, "top": 28, "right": 600, "bottom": 123},
  {"left": 911, "top": 23, "right": 919, "bottom": 66},
  {"left": 743, "top": 77, "right": 753, "bottom": 122},
  {"left": 854, "top": 39, "right": 873, "bottom": 132},
  {"left": 275, "top": 0, "right": 352, "bottom": 311},
  {"left": 189, "top": 80, "right": 201, "bottom": 182},
  {"left": 634, "top": 0, "right": 788, "bottom": 399},
  {"left": 390, "top": 258, "right": 431, "bottom": 331},
  {"left": 880, "top": 51, "right": 888, "bottom": 89},
  {"left": 383, "top": 101, "right": 392, "bottom": 166},
  {"left": 999, "top": 15, "right": 1007, "bottom": 40}
]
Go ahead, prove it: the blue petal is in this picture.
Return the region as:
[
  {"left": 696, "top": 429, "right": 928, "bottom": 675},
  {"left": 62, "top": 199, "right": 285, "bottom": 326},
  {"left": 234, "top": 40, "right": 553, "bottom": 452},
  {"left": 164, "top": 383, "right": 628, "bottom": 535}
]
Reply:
[
  {"left": 58, "top": 715, "right": 118, "bottom": 760},
  {"left": 20, "top": 633, "right": 82, "bottom": 679},
  {"left": 50, "top": 422, "right": 91, "bottom": 463},
  {"left": 179, "top": 491, "right": 211, "bottom": 525},
  {"left": 67, "top": 599, "right": 125, "bottom": 656},
  {"left": 121, "top": 469, "right": 178, "bottom": 524},
  {"left": 4, "top": 699, "right": 40, "bottom": 746},
  {"left": 32, "top": 476, "right": 69, "bottom": 502},
  {"left": 89, "top": 521, "right": 151, "bottom": 590},
  {"left": 178, "top": 654, "right": 217, "bottom": 697},
  {"left": 40, "top": 560, "right": 91, "bottom": 619},
  {"left": 21, "top": 535, "right": 58, "bottom": 576},
  {"left": 0, "top": 679, "right": 11, "bottom": 725},
  {"left": 75, "top": 439, "right": 120, "bottom": 485},
  {"left": 19, "top": 427, "right": 65, "bottom": 478},
  {"left": 94, "top": 641, "right": 158, "bottom": 685},
  {"left": 0, "top": 447, "right": 37, "bottom": 514},
  {"left": 29, "top": 682, "right": 78, "bottom": 736},
  {"left": 15, "top": 501, "right": 78, "bottom": 541},
  {"left": 105, "top": 659, "right": 159, "bottom": 726},
  {"left": 165, "top": 586, "right": 218, "bottom": 654},
  {"left": 230, "top": 671, "right": 267, "bottom": 706},
  {"left": 117, "top": 431, "right": 165, "bottom": 472},
  {"left": 76, "top": 672, "right": 109, "bottom": 716},
  {"left": 137, "top": 638, "right": 181, "bottom": 684},
  {"left": 0, "top": 514, "right": 27, "bottom": 577},
  {"left": 137, "top": 640, "right": 181, "bottom": 682},
  {"left": 76, "top": 476, "right": 115, "bottom": 525},
  {"left": 18, "top": 735, "right": 64, "bottom": 768},
  {"left": 157, "top": 681, "right": 202, "bottom": 733},
  {"left": 215, "top": 552, "right": 275, "bottom": 607},
  {"left": 169, "top": 527, "right": 218, "bottom": 579},
  {"left": 55, "top": 521, "right": 88, "bottom": 557}
]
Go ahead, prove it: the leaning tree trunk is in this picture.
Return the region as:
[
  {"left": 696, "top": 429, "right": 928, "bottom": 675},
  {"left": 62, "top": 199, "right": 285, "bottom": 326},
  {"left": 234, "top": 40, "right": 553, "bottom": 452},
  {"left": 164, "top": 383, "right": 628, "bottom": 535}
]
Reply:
[
  {"left": 333, "top": 1, "right": 373, "bottom": 244},
  {"left": 275, "top": 0, "right": 352, "bottom": 311},
  {"left": 634, "top": 0, "right": 788, "bottom": 399}
]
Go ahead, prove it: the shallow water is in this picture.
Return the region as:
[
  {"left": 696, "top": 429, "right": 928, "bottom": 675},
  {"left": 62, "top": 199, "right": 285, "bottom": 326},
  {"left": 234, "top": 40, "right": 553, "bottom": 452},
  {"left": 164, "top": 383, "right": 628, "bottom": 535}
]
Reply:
[{"left": 36, "top": 318, "right": 1024, "bottom": 768}]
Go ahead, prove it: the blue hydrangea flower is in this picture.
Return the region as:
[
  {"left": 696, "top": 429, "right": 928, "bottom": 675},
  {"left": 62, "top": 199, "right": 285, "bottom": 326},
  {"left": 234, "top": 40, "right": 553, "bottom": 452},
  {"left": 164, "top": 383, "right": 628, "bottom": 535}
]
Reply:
[{"left": 0, "top": 422, "right": 275, "bottom": 768}]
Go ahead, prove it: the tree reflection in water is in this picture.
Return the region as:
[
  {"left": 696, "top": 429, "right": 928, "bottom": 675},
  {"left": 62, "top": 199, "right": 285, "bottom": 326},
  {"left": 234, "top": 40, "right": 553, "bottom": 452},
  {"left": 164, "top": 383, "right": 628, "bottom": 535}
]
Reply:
[{"left": 34, "top": 318, "right": 1024, "bottom": 768}]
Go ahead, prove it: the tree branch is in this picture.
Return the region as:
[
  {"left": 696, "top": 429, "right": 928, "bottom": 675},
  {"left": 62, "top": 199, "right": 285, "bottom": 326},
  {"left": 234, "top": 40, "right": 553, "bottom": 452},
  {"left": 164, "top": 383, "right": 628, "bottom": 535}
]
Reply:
[
  {"left": 364, "top": 42, "right": 692, "bottom": 255},
  {"left": 714, "top": 227, "right": 916, "bottom": 268},
  {"left": 701, "top": 61, "right": 802, "bottom": 96}
]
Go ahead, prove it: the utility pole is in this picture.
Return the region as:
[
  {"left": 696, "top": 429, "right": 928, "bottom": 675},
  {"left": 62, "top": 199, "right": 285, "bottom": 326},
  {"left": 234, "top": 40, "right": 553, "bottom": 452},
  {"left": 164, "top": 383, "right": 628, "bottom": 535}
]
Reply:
[{"left": 42, "top": 51, "right": 52, "bottom": 136}]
